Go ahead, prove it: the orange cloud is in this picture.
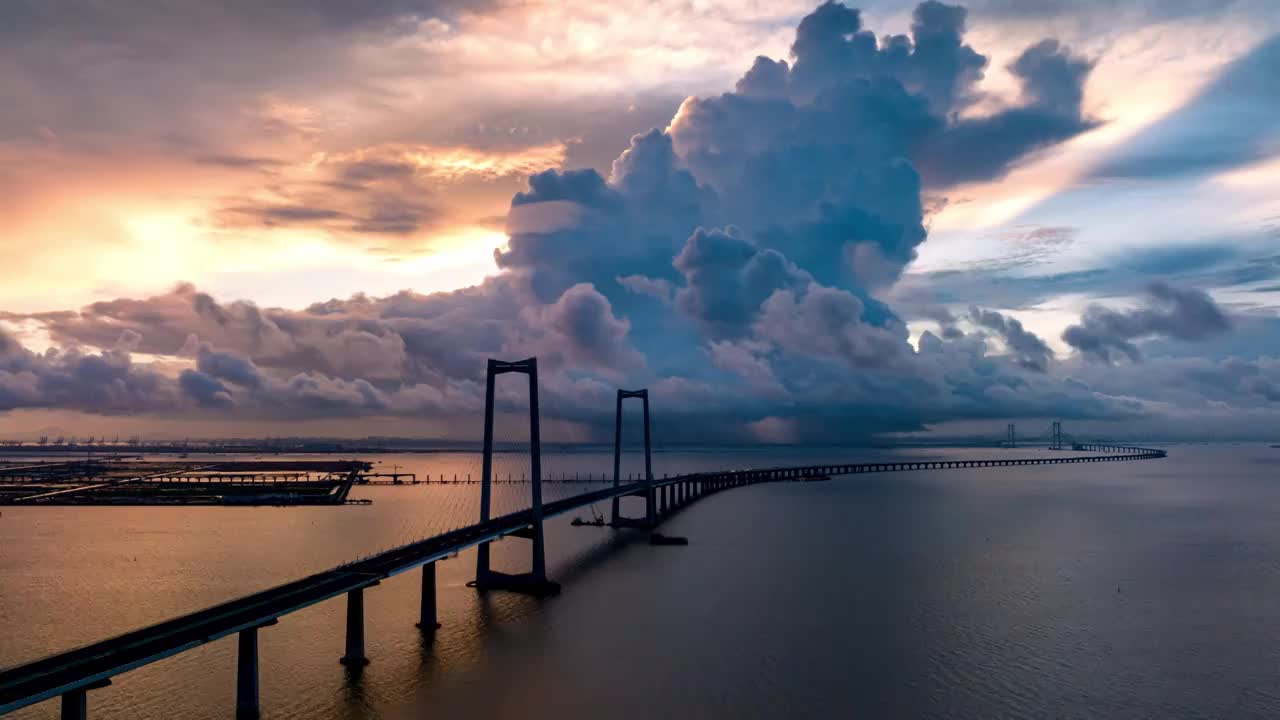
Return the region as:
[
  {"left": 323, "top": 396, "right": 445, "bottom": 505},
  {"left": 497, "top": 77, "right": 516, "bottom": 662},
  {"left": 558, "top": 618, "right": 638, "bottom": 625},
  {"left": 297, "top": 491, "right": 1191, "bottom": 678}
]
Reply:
[{"left": 320, "top": 141, "right": 570, "bottom": 182}]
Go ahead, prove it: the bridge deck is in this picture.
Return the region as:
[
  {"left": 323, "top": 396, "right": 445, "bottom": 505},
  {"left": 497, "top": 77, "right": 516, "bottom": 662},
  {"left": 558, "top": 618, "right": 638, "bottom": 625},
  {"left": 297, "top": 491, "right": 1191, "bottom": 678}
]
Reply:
[{"left": 0, "top": 448, "right": 1165, "bottom": 713}]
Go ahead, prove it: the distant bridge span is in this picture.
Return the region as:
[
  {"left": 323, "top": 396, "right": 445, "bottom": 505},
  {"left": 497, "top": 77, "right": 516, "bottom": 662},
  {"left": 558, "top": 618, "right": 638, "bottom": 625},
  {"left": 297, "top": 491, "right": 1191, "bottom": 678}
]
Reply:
[{"left": 0, "top": 358, "right": 1167, "bottom": 718}]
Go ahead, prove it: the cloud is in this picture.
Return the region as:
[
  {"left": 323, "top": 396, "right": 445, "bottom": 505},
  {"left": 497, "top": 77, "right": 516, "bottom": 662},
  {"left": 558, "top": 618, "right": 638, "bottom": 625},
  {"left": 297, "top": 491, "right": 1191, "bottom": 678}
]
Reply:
[
  {"left": 522, "top": 283, "right": 646, "bottom": 373},
  {"left": 0, "top": 1, "right": 493, "bottom": 151},
  {"left": 968, "top": 306, "right": 1053, "bottom": 371},
  {"left": 616, "top": 275, "right": 674, "bottom": 303},
  {"left": 967, "top": 0, "right": 1247, "bottom": 21},
  {"left": 212, "top": 142, "right": 568, "bottom": 241},
  {"left": 755, "top": 285, "right": 909, "bottom": 370},
  {"left": 673, "top": 228, "right": 810, "bottom": 338},
  {"left": 1065, "top": 354, "right": 1280, "bottom": 414},
  {"left": 912, "top": 39, "right": 1097, "bottom": 186},
  {"left": 195, "top": 342, "right": 264, "bottom": 388},
  {"left": 1090, "top": 33, "right": 1280, "bottom": 180},
  {"left": 892, "top": 235, "right": 1280, "bottom": 316},
  {"left": 6, "top": 2, "right": 1234, "bottom": 441},
  {"left": 1063, "top": 282, "right": 1233, "bottom": 363},
  {"left": 179, "top": 371, "right": 234, "bottom": 409},
  {"left": 0, "top": 326, "right": 184, "bottom": 415}
]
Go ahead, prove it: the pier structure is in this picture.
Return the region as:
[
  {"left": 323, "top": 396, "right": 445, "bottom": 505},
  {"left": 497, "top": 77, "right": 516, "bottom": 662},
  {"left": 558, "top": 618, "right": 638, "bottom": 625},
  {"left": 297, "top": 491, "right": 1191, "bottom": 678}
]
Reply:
[
  {"left": 470, "top": 358, "right": 558, "bottom": 596},
  {"left": 611, "top": 388, "right": 655, "bottom": 528}
]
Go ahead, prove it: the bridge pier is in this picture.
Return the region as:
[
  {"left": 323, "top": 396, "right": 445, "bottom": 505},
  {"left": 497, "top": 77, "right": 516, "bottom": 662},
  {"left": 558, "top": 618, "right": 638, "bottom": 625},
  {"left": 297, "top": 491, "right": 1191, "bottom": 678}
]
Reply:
[
  {"left": 473, "top": 358, "right": 558, "bottom": 596},
  {"left": 61, "top": 689, "right": 86, "bottom": 720},
  {"left": 60, "top": 679, "right": 110, "bottom": 720},
  {"left": 236, "top": 619, "right": 276, "bottom": 720},
  {"left": 416, "top": 562, "right": 440, "bottom": 630},
  {"left": 340, "top": 585, "right": 377, "bottom": 666},
  {"left": 611, "top": 388, "right": 655, "bottom": 528}
]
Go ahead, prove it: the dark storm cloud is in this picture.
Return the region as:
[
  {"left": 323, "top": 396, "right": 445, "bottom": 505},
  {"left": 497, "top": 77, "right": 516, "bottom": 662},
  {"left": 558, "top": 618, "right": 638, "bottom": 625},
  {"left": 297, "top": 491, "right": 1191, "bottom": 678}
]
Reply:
[
  {"left": 913, "top": 39, "right": 1097, "bottom": 186},
  {"left": 755, "top": 286, "right": 909, "bottom": 370},
  {"left": 663, "top": 0, "right": 1094, "bottom": 299},
  {"left": 1062, "top": 282, "right": 1232, "bottom": 364},
  {"left": 497, "top": 131, "right": 707, "bottom": 302},
  {"left": 195, "top": 343, "right": 263, "bottom": 389},
  {"left": 968, "top": 307, "right": 1053, "bottom": 372},
  {"left": 672, "top": 228, "right": 810, "bottom": 338},
  {"left": 0, "top": 327, "right": 184, "bottom": 414},
  {"left": 179, "top": 371, "right": 233, "bottom": 409},
  {"left": 532, "top": 284, "right": 646, "bottom": 372},
  {"left": 788, "top": 0, "right": 988, "bottom": 111}
]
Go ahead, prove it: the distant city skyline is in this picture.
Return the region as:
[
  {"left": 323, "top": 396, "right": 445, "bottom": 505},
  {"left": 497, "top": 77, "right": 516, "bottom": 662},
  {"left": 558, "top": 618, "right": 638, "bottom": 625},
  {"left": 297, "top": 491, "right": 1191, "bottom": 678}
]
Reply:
[{"left": 1, "top": 0, "right": 1277, "bottom": 442}]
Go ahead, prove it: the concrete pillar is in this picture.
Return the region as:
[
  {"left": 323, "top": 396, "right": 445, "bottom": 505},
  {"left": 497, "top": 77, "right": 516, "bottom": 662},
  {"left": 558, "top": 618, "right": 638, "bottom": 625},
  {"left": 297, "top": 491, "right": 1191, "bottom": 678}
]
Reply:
[
  {"left": 476, "top": 361, "right": 497, "bottom": 580},
  {"left": 642, "top": 393, "right": 655, "bottom": 527},
  {"left": 417, "top": 562, "right": 440, "bottom": 630},
  {"left": 471, "top": 359, "right": 554, "bottom": 596},
  {"left": 340, "top": 587, "right": 370, "bottom": 666},
  {"left": 611, "top": 390, "right": 623, "bottom": 524},
  {"left": 612, "top": 388, "right": 655, "bottom": 528},
  {"left": 527, "top": 360, "right": 547, "bottom": 583},
  {"left": 236, "top": 626, "right": 262, "bottom": 720},
  {"left": 61, "top": 690, "right": 87, "bottom": 720},
  {"left": 60, "top": 680, "right": 109, "bottom": 720}
]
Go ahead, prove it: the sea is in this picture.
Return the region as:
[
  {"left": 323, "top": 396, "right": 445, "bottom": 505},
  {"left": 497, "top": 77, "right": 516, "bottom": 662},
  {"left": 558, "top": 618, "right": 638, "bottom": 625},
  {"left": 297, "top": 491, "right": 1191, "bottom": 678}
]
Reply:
[{"left": 3, "top": 443, "right": 1280, "bottom": 719}]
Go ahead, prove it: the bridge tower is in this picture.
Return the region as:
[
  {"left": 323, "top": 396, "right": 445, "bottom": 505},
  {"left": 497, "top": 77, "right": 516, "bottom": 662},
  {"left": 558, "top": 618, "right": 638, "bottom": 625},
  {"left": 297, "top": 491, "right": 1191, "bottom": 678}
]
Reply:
[
  {"left": 611, "top": 388, "right": 655, "bottom": 528},
  {"left": 472, "top": 357, "right": 559, "bottom": 596},
  {"left": 1050, "top": 421, "right": 1063, "bottom": 450},
  {"left": 1007, "top": 423, "right": 1016, "bottom": 448}
]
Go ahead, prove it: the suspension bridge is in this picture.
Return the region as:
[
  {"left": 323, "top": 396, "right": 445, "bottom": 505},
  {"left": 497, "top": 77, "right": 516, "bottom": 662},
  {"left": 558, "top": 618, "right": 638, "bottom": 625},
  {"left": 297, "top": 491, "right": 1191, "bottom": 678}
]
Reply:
[{"left": 0, "top": 357, "right": 1166, "bottom": 719}]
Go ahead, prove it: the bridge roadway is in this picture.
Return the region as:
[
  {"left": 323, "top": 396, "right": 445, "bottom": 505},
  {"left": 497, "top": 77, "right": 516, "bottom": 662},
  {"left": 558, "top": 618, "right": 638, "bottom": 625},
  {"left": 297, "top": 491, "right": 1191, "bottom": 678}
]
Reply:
[{"left": 0, "top": 447, "right": 1166, "bottom": 716}]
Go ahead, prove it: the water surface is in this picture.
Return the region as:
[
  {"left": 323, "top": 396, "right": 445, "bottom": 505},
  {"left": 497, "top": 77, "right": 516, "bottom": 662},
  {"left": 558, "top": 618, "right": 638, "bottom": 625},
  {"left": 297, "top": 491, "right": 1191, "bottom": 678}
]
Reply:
[{"left": 4, "top": 444, "right": 1279, "bottom": 718}]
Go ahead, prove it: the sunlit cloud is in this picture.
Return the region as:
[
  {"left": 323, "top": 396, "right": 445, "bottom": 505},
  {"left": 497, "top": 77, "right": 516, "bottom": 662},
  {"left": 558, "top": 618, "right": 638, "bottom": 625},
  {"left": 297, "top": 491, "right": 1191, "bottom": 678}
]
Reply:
[{"left": 325, "top": 142, "right": 570, "bottom": 182}]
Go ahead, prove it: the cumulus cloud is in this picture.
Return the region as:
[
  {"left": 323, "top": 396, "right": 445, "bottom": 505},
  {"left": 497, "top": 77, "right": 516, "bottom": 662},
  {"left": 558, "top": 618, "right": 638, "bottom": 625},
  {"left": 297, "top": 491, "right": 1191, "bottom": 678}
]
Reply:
[
  {"left": 968, "top": 306, "right": 1054, "bottom": 371},
  {"left": 0, "top": 327, "right": 183, "bottom": 414},
  {"left": 1063, "top": 282, "right": 1233, "bottom": 364},
  {"left": 522, "top": 283, "right": 646, "bottom": 373},
  {"left": 673, "top": 228, "right": 810, "bottom": 338},
  {"left": 912, "top": 38, "right": 1097, "bottom": 186},
  {"left": 2, "top": 2, "right": 1192, "bottom": 441},
  {"left": 756, "top": 286, "right": 909, "bottom": 369}
]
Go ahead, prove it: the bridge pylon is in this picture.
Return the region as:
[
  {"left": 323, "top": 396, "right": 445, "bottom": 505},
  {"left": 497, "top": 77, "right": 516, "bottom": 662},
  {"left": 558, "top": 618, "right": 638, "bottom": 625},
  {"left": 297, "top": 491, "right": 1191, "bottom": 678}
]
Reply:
[
  {"left": 471, "top": 357, "right": 559, "bottom": 596},
  {"left": 611, "top": 388, "right": 655, "bottom": 528}
]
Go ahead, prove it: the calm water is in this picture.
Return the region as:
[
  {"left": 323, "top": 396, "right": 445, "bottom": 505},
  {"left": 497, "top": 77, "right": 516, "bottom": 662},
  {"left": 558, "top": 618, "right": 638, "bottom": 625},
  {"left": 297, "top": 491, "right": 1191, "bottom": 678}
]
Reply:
[{"left": 4, "top": 444, "right": 1280, "bottom": 718}]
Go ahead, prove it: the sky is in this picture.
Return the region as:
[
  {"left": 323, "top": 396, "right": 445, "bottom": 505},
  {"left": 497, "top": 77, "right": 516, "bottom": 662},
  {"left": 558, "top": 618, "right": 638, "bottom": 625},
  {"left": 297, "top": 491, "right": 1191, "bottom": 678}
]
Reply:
[{"left": 0, "top": 0, "right": 1277, "bottom": 443}]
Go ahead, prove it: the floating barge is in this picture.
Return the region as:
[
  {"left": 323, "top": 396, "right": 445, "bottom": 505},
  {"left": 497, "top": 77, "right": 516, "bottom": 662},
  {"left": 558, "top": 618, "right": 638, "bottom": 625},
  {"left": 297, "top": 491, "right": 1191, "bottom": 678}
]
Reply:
[{"left": 0, "top": 459, "right": 374, "bottom": 506}]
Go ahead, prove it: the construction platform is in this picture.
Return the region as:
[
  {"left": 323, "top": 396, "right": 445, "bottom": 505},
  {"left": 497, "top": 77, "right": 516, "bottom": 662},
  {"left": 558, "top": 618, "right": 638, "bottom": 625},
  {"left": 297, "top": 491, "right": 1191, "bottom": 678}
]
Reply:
[{"left": 0, "top": 459, "right": 374, "bottom": 506}]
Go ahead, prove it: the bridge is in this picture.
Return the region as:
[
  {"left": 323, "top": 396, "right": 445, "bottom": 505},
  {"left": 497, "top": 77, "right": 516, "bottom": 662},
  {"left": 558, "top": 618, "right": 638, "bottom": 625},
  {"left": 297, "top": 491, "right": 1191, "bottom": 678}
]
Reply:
[{"left": 0, "top": 357, "right": 1167, "bottom": 719}]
